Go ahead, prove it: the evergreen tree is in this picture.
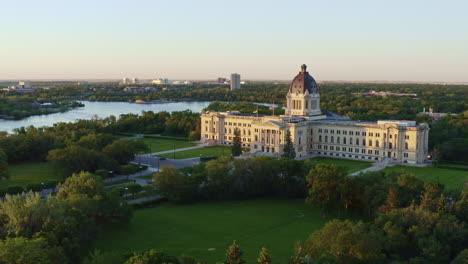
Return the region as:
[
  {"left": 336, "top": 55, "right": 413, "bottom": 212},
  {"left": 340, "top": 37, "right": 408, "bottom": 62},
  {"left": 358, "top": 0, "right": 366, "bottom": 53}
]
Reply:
[
  {"left": 225, "top": 240, "right": 246, "bottom": 264},
  {"left": 282, "top": 130, "right": 296, "bottom": 159},
  {"left": 257, "top": 247, "right": 272, "bottom": 264},
  {"left": 231, "top": 128, "right": 242, "bottom": 157}
]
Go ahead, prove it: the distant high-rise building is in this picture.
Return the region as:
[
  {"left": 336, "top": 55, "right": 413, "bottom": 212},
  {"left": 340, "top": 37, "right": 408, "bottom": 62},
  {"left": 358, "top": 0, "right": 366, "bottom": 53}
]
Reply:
[
  {"left": 230, "top": 73, "right": 241, "bottom": 90},
  {"left": 122, "top": 77, "right": 130, "bottom": 84},
  {"left": 132, "top": 78, "right": 139, "bottom": 84},
  {"left": 217, "top": 77, "right": 227, "bottom": 84}
]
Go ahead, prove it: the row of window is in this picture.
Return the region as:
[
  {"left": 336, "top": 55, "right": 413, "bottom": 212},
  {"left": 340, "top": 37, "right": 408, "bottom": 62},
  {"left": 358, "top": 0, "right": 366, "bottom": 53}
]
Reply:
[
  {"left": 224, "top": 121, "right": 251, "bottom": 127},
  {"left": 317, "top": 145, "right": 381, "bottom": 155},
  {"left": 318, "top": 136, "right": 410, "bottom": 149},
  {"left": 318, "top": 152, "right": 380, "bottom": 161},
  {"left": 316, "top": 128, "right": 409, "bottom": 140},
  {"left": 317, "top": 145, "right": 411, "bottom": 158}
]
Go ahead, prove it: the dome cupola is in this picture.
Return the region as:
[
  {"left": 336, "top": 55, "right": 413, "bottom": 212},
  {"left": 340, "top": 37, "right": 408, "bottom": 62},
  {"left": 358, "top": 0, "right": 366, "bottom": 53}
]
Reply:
[{"left": 289, "top": 64, "right": 318, "bottom": 94}]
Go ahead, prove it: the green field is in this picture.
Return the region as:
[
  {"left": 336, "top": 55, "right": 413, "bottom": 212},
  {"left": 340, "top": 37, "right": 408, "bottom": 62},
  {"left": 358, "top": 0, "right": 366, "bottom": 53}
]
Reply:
[
  {"left": 382, "top": 165, "right": 468, "bottom": 191},
  {"left": 133, "top": 136, "right": 197, "bottom": 154},
  {"left": 0, "top": 162, "right": 60, "bottom": 192},
  {"left": 158, "top": 146, "right": 232, "bottom": 159},
  {"left": 94, "top": 199, "right": 329, "bottom": 263},
  {"left": 309, "top": 157, "right": 373, "bottom": 173}
]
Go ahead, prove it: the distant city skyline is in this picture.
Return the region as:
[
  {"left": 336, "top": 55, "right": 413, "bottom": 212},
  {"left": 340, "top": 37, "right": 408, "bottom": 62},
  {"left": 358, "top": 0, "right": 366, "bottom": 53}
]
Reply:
[{"left": 1, "top": 0, "right": 467, "bottom": 82}]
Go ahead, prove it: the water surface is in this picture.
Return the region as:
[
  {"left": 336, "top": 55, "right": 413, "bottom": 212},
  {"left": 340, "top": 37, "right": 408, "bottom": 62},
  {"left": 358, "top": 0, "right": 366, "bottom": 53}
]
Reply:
[{"left": 0, "top": 101, "right": 210, "bottom": 133}]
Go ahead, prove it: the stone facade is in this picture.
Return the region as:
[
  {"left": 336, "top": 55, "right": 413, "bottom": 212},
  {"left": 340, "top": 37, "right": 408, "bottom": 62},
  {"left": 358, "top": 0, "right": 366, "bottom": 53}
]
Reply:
[{"left": 201, "top": 65, "right": 429, "bottom": 164}]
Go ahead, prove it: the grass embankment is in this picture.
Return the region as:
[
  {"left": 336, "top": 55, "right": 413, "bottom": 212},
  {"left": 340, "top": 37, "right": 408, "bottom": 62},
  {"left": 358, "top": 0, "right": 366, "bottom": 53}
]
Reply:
[
  {"left": 309, "top": 157, "right": 373, "bottom": 174},
  {"left": 0, "top": 162, "right": 60, "bottom": 193},
  {"left": 94, "top": 199, "right": 330, "bottom": 263},
  {"left": 383, "top": 165, "right": 468, "bottom": 191},
  {"left": 133, "top": 136, "right": 196, "bottom": 154},
  {"left": 158, "top": 146, "right": 232, "bottom": 159}
]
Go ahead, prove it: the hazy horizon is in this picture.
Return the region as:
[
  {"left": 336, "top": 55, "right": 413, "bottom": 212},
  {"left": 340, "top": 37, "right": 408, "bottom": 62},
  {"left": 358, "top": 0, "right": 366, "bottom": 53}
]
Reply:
[{"left": 1, "top": 0, "right": 467, "bottom": 82}]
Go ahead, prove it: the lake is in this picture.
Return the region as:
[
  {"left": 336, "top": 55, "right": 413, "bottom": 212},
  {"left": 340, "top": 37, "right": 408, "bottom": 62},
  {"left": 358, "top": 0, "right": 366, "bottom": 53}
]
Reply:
[{"left": 0, "top": 101, "right": 211, "bottom": 133}]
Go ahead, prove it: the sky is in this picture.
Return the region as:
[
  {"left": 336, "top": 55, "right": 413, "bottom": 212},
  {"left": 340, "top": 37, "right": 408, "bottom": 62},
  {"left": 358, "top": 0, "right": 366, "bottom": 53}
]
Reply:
[{"left": 1, "top": 0, "right": 467, "bottom": 82}]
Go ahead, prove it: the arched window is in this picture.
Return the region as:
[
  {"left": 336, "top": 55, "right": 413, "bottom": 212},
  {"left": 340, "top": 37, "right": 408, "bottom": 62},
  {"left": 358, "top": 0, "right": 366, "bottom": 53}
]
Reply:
[
  {"left": 331, "top": 136, "right": 334, "bottom": 143},
  {"left": 337, "top": 137, "right": 340, "bottom": 144},
  {"left": 319, "top": 135, "right": 322, "bottom": 142},
  {"left": 344, "top": 137, "right": 347, "bottom": 144},
  {"left": 405, "top": 142, "right": 408, "bottom": 149},
  {"left": 325, "top": 136, "right": 328, "bottom": 143},
  {"left": 356, "top": 138, "right": 359, "bottom": 145},
  {"left": 369, "top": 140, "right": 372, "bottom": 146},
  {"left": 376, "top": 140, "right": 379, "bottom": 147},
  {"left": 298, "top": 137, "right": 301, "bottom": 144},
  {"left": 255, "top": 135, "right": 258, "bottom": 141},
  {"left": 349, "top": 138, "right": 353, "bottom": 145},
  {"left": 229, "top": 128, "right": 232, "bottom": 134}
]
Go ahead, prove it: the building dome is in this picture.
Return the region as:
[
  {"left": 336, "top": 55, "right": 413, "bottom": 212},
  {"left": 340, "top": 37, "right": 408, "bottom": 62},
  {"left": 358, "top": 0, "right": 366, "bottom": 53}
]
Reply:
[{"left": 289, "top": 64, "right": 318, "bottom": 94}]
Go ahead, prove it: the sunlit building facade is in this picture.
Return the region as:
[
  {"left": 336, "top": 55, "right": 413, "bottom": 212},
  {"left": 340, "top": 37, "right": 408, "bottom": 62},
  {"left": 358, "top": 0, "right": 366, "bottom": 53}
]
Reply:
[{"left": 201, "top": 65, "right": 429, "bottom": 164}]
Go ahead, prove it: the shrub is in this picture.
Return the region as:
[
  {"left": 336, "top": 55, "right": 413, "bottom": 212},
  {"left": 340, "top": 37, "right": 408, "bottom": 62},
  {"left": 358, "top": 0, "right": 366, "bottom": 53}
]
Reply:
[
  {"left": 95, "top": 169, "right": 110, "bottom": 178},
  {"left": 119, "top": 164, "right": 138, "bottom": 175},
  {"left": 25, "top": 183, "right": 44, "bottom": 192},
  {"left": 6, "top": 185, "right": 24, "bottom": 194}
]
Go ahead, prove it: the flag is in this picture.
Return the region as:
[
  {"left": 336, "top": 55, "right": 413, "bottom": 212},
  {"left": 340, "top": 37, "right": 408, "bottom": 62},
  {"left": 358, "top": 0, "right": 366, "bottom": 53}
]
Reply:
[
  {"left": 253, "top": 110, "right": 258, "bottom": 113},
  {"left": 269, "top": 106, "right": 274, "bottom": 110}
]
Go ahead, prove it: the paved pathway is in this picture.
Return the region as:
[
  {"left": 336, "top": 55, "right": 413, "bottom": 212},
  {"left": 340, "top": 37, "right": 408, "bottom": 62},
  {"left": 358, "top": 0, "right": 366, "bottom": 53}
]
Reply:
[
  {"left": 149, "top": 144, "right": 205, "bottom": 156},
  {"left": 349, "top": 160, "right": 391, "bottom": 176},
  {"left": 103, "top": 167, "right": 158, "bottom": 187},
  {"left": 127, "top": 195, "right": 162, "bottom": 204},
  {"left": 349, "top": 158, "right": 430, "bottom": 176}
]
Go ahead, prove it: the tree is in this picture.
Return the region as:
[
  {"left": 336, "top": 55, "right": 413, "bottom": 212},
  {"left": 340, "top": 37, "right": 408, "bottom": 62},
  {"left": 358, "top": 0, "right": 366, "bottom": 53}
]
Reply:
[
  {"left": 451, "top": 249, "right": 468, "bottom": 264},
  {"left": 124, "top": 249, "right": 180, "bottom": 264},
  {"left": 57, "top": 171, "right": 132, "bottom": 225},
  {"left": 379, "top": 188, "right": 398, "bottom": 213},
  {"left": 257, "top": 247, "right": 272, "bottom": 264},
  {"left": 0, "top": 192, "right": 69, "bottom": 237},
  {"left": 231, "top": 128, "right": 242, "bottom": 156},
  {"left": 47, "top": 145, "right": 113, "bottom": 176},
  {"left": 0, "top": 237, "right": 50, "bottom": 264},
  {"left": 281, "top": 130, "right": 295, "bottom": 159},
  {"left": 225, "top": 240, "right": 246, "bottom": 264},
  {"left": 295, "top": 220, "right": 383, "bottom": 263},
  {"left": 102, "top": 139, "right": 148, "bottom": 164},
  {"left": 306, "top": 164, "right": 348, "bottom": 213},
  {"left": 0, "top": 149, "right": 9, "bottom": 180},
  {"left": 153, "top": 165, "right": 184, "bottom": 202},
  {"left": 124, "top": 183, "right": 142, "bottom": 199}
]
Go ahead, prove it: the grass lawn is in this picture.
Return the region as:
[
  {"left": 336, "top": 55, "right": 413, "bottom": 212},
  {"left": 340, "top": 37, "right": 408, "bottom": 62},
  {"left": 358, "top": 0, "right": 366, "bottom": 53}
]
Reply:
[
  {"left": 158, "top": 146, "right": 232, "bottom": 159},
  {"left": 94, "top": 199, "right": 331, "bottom": 263},
  {"left": 309, "top": 157, "right": 373, "bottom": 173},
  {"left": 132, "top": 136, "right": 197, "bottom": 154},
  {"left": 0, "top": 162, "right": 60, "bottom": 192},
  {"left": 382, "top": 165, "right": 468, "bottom": 191}
]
